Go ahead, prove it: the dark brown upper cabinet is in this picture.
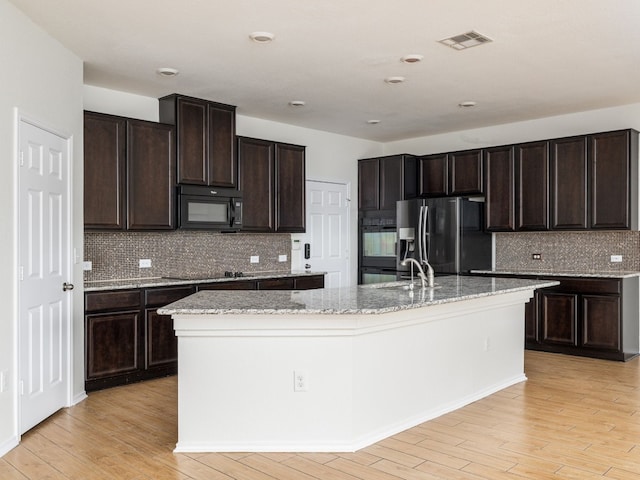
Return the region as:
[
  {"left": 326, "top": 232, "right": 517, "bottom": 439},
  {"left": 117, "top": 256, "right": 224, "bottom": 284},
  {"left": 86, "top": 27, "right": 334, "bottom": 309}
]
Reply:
[
  {"left": 358, "top": 158, "right": 380, "bottom": 210},
  {"left": 550, "top": 136, "right": 588, "bottom": 230},
  {"left": 358, "top": 155, "right": 417, "bottom": 215},
  {"left": 484, "top": 145, "right": 515, "bottom": 232},
  {"left": 516, "top": 141, "right": 549, "bottom": 231},
  {"left": 84, "top": 112, "right": 126, "bottom": 229},
  {"left": 589, "top": 130, "right": 637, "bottom": 230},
  {"left": 448, "top": 149, "right": 483, "bottom": 196},
  {"left": 126, "top": 120, "right": 176, "bottom": 230},
  {"left": 418, "top": 153, "right": 448, "bottom": 197},
  {"left": 159, "top": 94, "right": 237, "bottom": 188},
  {"left": 418, "top": 150, "right": 482, "bottom": 197},
  {"left": 237, "top": 136, "right": 305, "bottom": 233},
  {"left": 84, "top": 111, "right": 175, "bottom": 231}
]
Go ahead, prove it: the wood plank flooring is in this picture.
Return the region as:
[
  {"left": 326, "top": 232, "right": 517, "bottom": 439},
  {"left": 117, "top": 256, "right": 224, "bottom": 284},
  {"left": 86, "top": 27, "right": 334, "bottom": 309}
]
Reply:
[{"left": 3, "top": 351, "right": 640, "bottom": 479}]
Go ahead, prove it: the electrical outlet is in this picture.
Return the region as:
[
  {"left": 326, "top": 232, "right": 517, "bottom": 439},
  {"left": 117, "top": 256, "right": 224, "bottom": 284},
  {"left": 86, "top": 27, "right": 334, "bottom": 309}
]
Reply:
[
  {"left": 250, "top": 255, "right": 259, "bottom": 264},
  {"left": 294, "top": 370, "right": 309, "bottom": 392},
  {"left": 139, "top": 259, "right": 152, "bottom": 268},
  {"left": 82, "top": 261, "right": 92, "bottom": 271},
  {"left": 531, "top": 253, "right": 542, "bottom": 260},
  {"left": 278, "top": 254, "right": 287, "bottom": 262},
  {"left": 610, "top": 255, "right": 623, "bottom": 263}
]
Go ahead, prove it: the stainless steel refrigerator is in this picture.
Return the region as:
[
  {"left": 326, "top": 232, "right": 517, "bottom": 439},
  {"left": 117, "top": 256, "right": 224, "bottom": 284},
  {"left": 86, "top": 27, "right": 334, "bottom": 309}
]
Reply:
[{"left": 396, "top": 196, "right": 492, "bottom": 275}]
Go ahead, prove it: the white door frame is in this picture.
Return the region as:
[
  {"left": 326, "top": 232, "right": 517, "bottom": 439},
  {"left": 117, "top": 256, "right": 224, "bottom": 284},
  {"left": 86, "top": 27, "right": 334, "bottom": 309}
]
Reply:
[{"left": 14, "top": 109, "right": 74, "bottom": 437}]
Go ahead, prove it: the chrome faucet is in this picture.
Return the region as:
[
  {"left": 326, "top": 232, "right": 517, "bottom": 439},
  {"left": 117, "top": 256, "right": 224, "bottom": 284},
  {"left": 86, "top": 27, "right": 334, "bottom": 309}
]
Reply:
[{"left": 401, "top": 258, "right": 435, "bottom": 289}]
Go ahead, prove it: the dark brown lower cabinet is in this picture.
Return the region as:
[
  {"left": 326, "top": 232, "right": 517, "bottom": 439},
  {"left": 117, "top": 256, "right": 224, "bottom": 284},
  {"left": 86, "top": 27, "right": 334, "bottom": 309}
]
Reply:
[
  {"left": 85, "top": 274, "right": 326, "bottom": 391},
  {"left": 85, "top": 286, "right": 195, "bottom": 392},
  {"left": 527, "top": 276, "right": 637, "bottom": 361}
]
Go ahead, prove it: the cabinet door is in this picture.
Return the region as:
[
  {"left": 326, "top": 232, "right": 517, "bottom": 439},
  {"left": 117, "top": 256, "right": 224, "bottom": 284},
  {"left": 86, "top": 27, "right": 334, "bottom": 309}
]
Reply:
[
  {"left": 581, "top": 295, "right": 620, "bottom": 351},
  {"left": 207, "top": 102, "right": 237, "bottom": 188},
  {"left": 175, "top": 97, "right": 208, "bottom": 185},
  {"left": 550, "top": 136, "right": 588, "bottom": 229},
  {"left": 358, "top": 158, "right": 380, "bottom": 210},
  {"left": 448, "top": 150, "right": 483, "bottom": 195},
  {"left": 379, "top": 156, "right": 404, "bottom": 210},
  {"left": 238, "top": 137, "right": 275, "bottom": 232},
  {"left": 516, "top": 141, "right": 549, "bottom": 230},
  {"left": 126, "top": 120, "right": 176, "bottom": 230},
  {"left": 590, "top": 130, "right": 631, "bottom": 229},
  {"left": 419, "top": 154, "right": 448, "bottom": 197},
  {"left": 540, "top": 292, "right": 578, "bottom": 346},
  {"left": 145, "top": 308, "right": 178, "bottom": 369},
  {"left": 484, "top": 146, "right": 515, "bottom": 231},
  {"left": 524, "top": 293, "right": 538, "bottom": 345},
  {"left": 85, "top": 311, "right": 141, "bottom": 380},
  {"left": 275, "top": 143, "right": 306, "bottom": 232},
  {"left": 84, "top": 111, "right": 126, "bottom": 230}
]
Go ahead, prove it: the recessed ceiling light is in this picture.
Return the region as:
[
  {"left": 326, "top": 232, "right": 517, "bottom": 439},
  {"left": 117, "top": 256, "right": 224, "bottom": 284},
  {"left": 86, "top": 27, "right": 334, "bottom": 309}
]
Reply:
[
  {"left": 289, "top": 100, "right": 306, "bottom": 107},
  {"left": 458, "top": 101, "right": 477, "bottom": 108},
  {"left": 249, "top": 31, "right": 275, "bottom": 43},
  {"left": 384, "top": 76, "right": 406, "bottom": 84},
  {"left": 156, "top": 67, "right": 179, "bottom": 77},
  {"left": 401, "top": 54, "right": 423, "bottom": 64},
  {"left": 367, "top": 119, "right": 381, "bottom": 125}
]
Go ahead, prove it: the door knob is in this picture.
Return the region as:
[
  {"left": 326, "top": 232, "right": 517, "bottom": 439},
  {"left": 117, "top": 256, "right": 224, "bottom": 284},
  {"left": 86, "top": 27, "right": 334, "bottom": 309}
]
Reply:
[{"left": 62, "top": 282, "right": 74, "bottom": 292}]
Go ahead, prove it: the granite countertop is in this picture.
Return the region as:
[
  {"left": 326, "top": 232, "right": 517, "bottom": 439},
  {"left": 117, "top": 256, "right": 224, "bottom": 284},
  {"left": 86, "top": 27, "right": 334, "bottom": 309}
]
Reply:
[
  {"left": 472, "top": 269, "right": 640, "bottom": 279},
  {"left": 158, "top": 275, "right": 558, "bottom": 316},
  {"left": 84, "top": 270, "right": 324, "bottom": 292}
]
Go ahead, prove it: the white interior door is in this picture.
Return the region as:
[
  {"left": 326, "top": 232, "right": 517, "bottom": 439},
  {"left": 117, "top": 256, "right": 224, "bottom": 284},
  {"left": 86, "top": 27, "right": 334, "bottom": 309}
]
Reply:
[
  {"left": 18, "top": 118, "right": 72, "bottom": 433},
  {"left": 302, "top": 180, "right": 350, "bottom": 288}
]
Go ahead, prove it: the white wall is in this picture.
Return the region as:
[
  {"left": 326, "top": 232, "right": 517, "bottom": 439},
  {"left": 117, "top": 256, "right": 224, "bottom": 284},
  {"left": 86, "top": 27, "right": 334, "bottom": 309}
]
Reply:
[
  {"left": 0, "top": 0, "right": 84, "bottom": 456},
  {"left": 83, "top": 86, "right": 383, "bottom": 284},
  {"left": 84, "top": 85, "right": 160, "bottom": 122},
  {"left": 383, "top": 103, "right": 640, "bottom": 155}
]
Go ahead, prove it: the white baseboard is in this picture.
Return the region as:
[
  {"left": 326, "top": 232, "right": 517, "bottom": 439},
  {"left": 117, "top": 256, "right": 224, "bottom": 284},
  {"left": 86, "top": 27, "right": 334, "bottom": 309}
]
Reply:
[
  {"left": 70, "top": 391, "right": 87, "bottom": 406},
  {"left": 0, "top": 435, "right": 20, "bottom": 458}
]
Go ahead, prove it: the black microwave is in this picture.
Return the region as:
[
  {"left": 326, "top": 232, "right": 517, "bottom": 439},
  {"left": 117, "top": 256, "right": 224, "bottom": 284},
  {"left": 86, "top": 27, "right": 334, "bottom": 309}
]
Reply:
[{"left": 177, "top": 185, "right": 243, "bottom": 231}]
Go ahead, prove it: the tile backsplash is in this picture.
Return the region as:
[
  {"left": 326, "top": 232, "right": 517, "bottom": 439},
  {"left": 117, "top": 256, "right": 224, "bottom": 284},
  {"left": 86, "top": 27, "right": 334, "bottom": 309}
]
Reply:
[
  {"left": 495, "top": 231, "right": 640, "bottom": 272},
  {"left": 84, "top": 231, "right": 292, "bottom": 281}
]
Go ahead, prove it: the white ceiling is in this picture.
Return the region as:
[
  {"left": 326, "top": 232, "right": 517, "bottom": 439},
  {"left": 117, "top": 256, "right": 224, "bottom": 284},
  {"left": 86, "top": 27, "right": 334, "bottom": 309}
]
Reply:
[{"left": 9, "top": 0, "right": 640, "bottom": 142}]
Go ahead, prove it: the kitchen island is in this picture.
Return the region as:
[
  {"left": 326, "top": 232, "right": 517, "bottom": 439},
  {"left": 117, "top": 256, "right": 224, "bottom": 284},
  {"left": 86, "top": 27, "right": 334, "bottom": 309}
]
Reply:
[{"left": 159, "top": 275, "right": 558, "bottom": 453}]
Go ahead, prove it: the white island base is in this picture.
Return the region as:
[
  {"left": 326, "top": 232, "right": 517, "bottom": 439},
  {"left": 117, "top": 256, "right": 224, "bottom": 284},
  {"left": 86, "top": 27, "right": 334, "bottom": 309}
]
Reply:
[{"left": 171, "top": 287, "right": 535, "bottom": 453}]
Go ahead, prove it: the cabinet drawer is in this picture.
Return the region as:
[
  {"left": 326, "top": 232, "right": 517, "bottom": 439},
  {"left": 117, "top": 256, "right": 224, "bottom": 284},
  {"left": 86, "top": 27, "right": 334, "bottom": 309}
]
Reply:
[
  {"left": 294, "top": 275, "right": 325, "bottom": 290},
  {"left": 257, "top": 277, "right": 295, "bottom": 290},
  {"left": 85, "top": 290, "right": 141, "bottom": 313},
  {"left": 543, "top": 277, "right": 620, "bottom": 295},
  {"left": 197, "top": 280, "right": 256, "bottom": 290},
  {"left": 145, "top": 286, "right": 195, "bottom": 307}
]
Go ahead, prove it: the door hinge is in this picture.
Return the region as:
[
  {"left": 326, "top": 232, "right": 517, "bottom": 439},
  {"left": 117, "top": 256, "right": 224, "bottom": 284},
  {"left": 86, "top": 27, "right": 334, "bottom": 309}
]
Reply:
[
  {"left": 19, "top": 266, "right": 24, "bottom": 281},
  {"left": 19, "top": 150, "right": 24, "bottom": 167},
  {"left": 19, "top": 380, "right": 24, "bottom": 396}
]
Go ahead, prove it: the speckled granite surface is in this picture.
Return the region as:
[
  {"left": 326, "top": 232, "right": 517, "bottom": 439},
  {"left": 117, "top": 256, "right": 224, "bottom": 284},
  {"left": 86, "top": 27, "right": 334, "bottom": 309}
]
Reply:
[
  {"left": 472, "top": 270, "right": 640, "bottom": 279},
  {"left": 158, "top": 276, "right": 558, "bottom": 315},
  {"left": 84, "top": 271, "right": 322, "bottom": 292}
]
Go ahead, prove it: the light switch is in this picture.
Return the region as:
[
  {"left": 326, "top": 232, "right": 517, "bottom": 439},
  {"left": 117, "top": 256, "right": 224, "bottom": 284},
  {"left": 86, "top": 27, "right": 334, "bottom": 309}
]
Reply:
[{"left": 278, "top": 254, "right": 287, "bottom": 262}]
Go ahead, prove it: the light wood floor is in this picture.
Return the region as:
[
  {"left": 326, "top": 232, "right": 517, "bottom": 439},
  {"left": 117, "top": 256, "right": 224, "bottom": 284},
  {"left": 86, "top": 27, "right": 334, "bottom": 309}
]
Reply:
[{"left": 3, "top": 350, "right": 640, "bottom": 479}]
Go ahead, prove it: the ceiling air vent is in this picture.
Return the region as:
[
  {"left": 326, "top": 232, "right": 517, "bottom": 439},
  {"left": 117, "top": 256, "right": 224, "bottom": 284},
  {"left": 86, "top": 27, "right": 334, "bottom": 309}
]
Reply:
[{"left": 438, "top": 31, "right": 492, "bottom": 50}]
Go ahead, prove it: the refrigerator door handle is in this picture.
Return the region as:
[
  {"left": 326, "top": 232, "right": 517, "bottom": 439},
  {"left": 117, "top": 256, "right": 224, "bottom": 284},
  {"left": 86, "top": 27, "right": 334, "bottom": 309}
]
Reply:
[
  {"left": 422, "top": 205, "right": 429, "bottom": 263},
  {"left": 417, "top": 205, "right": 424, "bottom": 264}
]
